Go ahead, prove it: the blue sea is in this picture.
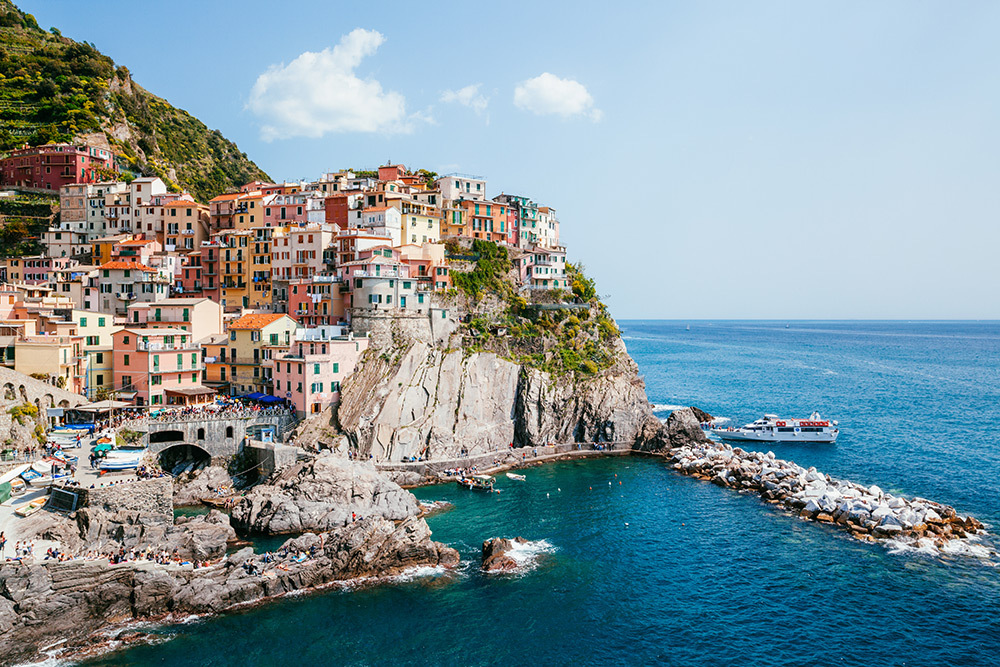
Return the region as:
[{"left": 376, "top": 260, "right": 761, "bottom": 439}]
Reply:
[{"left": 83, "top": 321, "right": 1000, "bottom": 666}]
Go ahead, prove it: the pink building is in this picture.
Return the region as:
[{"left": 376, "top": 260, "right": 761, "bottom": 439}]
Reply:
[
  {"left": 272, "top": 328, "right": 368, "bottom": 417},
  {"left": 287, "top": 276, "right": 347, "bottom": 327},
  {"left": 112, "top": 327, "right": 212, "bottom": 407}
]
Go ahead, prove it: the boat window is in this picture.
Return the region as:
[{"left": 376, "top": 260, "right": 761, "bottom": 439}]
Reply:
[{"left": 777, "top": 427, "right": 793, "bottom": 432}]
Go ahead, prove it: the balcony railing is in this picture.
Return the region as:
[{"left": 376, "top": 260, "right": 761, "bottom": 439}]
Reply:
[{"left": 138, "top": 341, "right": 198, "bottom": 351}]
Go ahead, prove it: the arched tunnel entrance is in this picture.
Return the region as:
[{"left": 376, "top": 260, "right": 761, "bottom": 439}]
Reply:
[{"left": 158, "top": 443, "right": 212, "bottom": 476}]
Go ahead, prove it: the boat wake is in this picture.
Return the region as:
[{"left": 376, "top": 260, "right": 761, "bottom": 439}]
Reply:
[{"left": 651, "top": 403, "right": 686, "bottom": 413}]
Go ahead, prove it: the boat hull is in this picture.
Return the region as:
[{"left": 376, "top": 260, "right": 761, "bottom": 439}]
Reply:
[{"left": 712, "top": 429, "right": 837, "bottom": 444}]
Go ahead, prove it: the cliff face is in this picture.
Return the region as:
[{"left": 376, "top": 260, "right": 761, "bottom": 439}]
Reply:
[{"left": 337, "top": 333, "right": 665, "bottom": 462}]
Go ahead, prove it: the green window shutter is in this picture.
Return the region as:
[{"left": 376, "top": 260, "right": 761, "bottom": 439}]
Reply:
[
  {"left": 80, "top": 317, "right": 87, "bottom": 327},
  {"left": 177, "top": 354, "right": 183, "bottom": 368},
  {"left": 333, "top": 363, "right": 339, "bottom": 374},
  {"left": 313, "top": 363, "right": 320, "bottom": 375},
  {"left": 99, "top": 317, "right": 105, "bottom": 326}
]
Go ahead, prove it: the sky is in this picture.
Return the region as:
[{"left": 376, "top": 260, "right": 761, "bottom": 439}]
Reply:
[{"left": 19, "top": 1, "right": 1000, "bottom": 319}]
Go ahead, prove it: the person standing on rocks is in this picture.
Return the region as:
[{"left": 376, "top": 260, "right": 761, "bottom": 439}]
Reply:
[{"left": 0, "top": 532, "right": 6, "bottom": 556}]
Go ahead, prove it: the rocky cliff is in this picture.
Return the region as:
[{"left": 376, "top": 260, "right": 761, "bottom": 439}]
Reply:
[
  {"left": 0, "top": 515, "right": 457, "bottom": 665},
  {"left": 337, "top": 335, "right": 665, "bottom": 462}
]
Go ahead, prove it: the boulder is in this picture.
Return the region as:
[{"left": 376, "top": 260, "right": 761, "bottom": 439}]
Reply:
[
  {"left": 173, "top": 466, "right": 233, "bottom": 506},
  {"left": 231, "top": 453, "right": 420, "bottom": 535},
  {"left": 482, "top": 536, "right": 528, "bottom": 572}
]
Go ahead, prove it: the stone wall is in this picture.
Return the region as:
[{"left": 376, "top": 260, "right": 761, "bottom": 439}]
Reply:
[
  {"left": 55, "top": 477, "right": 173, "bottom": 518},
  {"left": 245, "top": 440, "right": 300, "bottom": 477},
  {"left": 349, "top": 308, "right": 458, "bottom": 349}
]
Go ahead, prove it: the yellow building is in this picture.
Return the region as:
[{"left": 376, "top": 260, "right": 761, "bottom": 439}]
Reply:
[
  {"left": 90, "top": 234, "right": 135, "bottom": 265},
  {"left": 205, "top": 313, "right": 297, "bottom": 395},
  {"left": 214, "top": 230, "right": 253, "bottom": 312},
  {"left": 401, "top": 211, "right": 441, "bottom": 245},
  {"left": 233, "top": 192, "right": 264, "bottom": 230},
  {"left": 14, "top": 334, "right": 85, "bottom": 394},
  {"left": 249, "top": 227, "right": 273, "bottom": 309}
]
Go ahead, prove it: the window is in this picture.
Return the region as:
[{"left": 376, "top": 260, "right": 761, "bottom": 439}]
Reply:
[
  {"left": 403, "top": 281, "right": 411, "bottom": 289},
  {"left": 177, "top": 354, "right": 183, "bottom": 368},
  {"left": 313, "top": 363, "right": 320, "bottom": 375},
  {"left": 80, "top": 317, "right": 87, "bottom": 327},
  {"left": 230, "top": 331, "right": 236, "bottom": 341},
  {"left": 98, "top": 317, "right": 105, "bottom": 327},
  {"left": 333, "top": 363, "right": 339, "bottom": 374},
  {"left": 226, "top": 426, "right": 234, "bottom": 438},
  {"left": 96, "top": 374, "right": 103, "bottom": 386},
  {"left": 96, "top": 352, "right": 103, "bottom": 363},
  {"left": 332, "top": 381, "right": 340, "bottom": 392},
  {"left": 122, "top": 375, "right": 131, "bottom": 388},
  {"left": 192, "top": 353, "right": 198, "bottom": 366},
  {"left": 151, "top": 375, "right": 162, "bottom": 386},
  {"left": 123, "top": 354, "right": 130, "bottom": 366}
]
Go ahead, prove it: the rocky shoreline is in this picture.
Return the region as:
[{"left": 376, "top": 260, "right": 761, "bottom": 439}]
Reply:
[{"left": 0, "top": 458, "right": 458, "bottom": 666}]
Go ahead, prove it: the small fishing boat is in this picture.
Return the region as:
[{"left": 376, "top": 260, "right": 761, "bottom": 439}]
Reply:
[
  {"left": 506, "top": 472, "right": 526, "bottom": 481},
  {"left": 458, "top": 475, "right": 494, "bottom": 491},
  {"left": 14, "top": 497, "right": 46, "bottom": 517}
]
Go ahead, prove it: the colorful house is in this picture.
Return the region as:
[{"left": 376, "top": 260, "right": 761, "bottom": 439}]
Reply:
[
  {"left": 273, "top": 328, "right": 368, "bottom": 417},
  {"left": 112, "top": 327, "right": 209, "bottom": 407}
]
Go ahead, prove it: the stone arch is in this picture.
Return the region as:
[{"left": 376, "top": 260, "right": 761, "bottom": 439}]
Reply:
[
  {"left": 197, "top": 427, "right": 205, "bottom": 440},
  {"left": 58, "top": 399, "right": 70, "bottom": 408},
  {"left": 42, "top": 394, "right": 54, "bottom": 409},
  {"left": 33, "top": 397, "right": 40, "bottom": 411},
  {"left": 18, "top": 385, "right": 27, "bottom": 403},
  {"left": 2, "top": 383, "right": 14, "bottom": 401},
  {"left": 149, "top": 430, "right": 185, "bottom": 444},
  {"left": 157, "top": 442, "right": 211, "bottom": 473},
  {"left": 225, "top": 426, "right": 234, "bottom": 439}
]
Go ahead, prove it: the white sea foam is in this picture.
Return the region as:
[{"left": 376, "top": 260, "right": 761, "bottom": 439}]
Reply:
[
  {"left": 502, "top": 539, "right": 556, "bottom": 572},
  {"left": 651, "top": 404, "right": 686, "bottom": 413},
  {"left": 391, "top": 565, "right": 448, "bottom": 582}
]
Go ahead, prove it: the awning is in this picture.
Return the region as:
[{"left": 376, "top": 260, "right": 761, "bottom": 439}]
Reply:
[
  {"left": 75, "top": 400, "right": 132, "bottom": 412},
  {"left": 164, "top": 386, "right": 216, "bottom": 397},
  {"left": 245, "top": 392, "right": 267, "bottom": 401},
  {"left": 259, "top": 395, "right": 283, "bottom": 404}
]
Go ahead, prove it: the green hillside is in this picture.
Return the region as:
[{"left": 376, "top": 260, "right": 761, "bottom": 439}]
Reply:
[{"left": 0, "top": 1, "right": 270, "bottom": 201}]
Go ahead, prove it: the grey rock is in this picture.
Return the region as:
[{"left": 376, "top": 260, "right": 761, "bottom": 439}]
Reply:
[{"left": 231, "top": 453, "right": 419, "bottom": 535}]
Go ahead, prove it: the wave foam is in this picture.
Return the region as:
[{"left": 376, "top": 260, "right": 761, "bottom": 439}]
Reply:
[
  {"left": 503, "top": 539, "right": 556, "bottom": 572},
  {"left": 652, "top": 404, "right": 686, "bottom": 413}
]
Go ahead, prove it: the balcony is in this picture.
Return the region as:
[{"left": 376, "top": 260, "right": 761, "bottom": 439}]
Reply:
[
  {"left": 138, "top": 341, "right": 199, "bottom": 352},
  {"left": 352, "top": 269, "right": 405, "bottom": 279},
  {"left": 182, "top": 229, "right": 196, "bottom": 235}
]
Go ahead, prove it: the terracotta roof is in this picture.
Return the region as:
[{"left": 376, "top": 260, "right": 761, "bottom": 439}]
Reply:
[
  {"left": 119, "top": 239, "right": 155, "bottom": 246},
  {"left": 228, "top": 313, "right": 287, "bottom": 330},
  {"left": 163, "top": 200, "right": 199, "bottom": 208},
  {"left": 99, "top": 261, "right": 155, "bottom": 271},
  {"left": 364, "top": 206, "right": 391, "bottom": 212},
  {"left": 210, "top": 193, "right": 240, "bottom": 202}
]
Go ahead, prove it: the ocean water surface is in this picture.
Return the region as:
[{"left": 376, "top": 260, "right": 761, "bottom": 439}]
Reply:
[{"left": 83, "top": 321, "right": 1000, "bottom": 666}]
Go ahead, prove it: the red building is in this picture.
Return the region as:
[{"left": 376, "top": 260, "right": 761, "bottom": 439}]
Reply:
[{"left": 1, "top": 143, "right": 116, "bottom": 192}]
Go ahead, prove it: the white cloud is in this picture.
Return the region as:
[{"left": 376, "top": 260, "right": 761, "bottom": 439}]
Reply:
[
  {"left": 440, "top": 84, "right": 489, "bottom": 115},
  {"left": 248, "top": 28, "right": 421, "bottom": 140},
  {"left": 513, "top": 72, "right": 602, "bottom": 121}
]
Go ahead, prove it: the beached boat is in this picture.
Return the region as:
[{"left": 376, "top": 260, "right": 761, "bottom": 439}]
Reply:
[
  {"left": 506, "top": 472, "right": 526, "bottom": 481},
  {"left": 14, "top": 497, "right": 46, "bottom": 517},
  {"left": 99, "top": 449, "right": 146, "bottom": 471},
  {"left": 458, "top": 475, "right": 494, "bottom": 491},
  {"left": 712, "top": 412, "right": 839, "bottom": 443}
]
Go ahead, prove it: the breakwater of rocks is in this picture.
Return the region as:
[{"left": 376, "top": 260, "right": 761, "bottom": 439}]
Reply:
[{"left": 664, "top": 437, "right": 989, "bottom": 555}]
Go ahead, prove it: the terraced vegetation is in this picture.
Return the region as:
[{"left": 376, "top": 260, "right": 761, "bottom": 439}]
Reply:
[{"left": 0, "top": 0, "right": 270, "bottom": 201}]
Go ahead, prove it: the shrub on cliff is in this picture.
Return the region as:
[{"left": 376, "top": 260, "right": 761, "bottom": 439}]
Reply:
[{"left": 451, "top": 240, "right": 514, "bottom": 300}]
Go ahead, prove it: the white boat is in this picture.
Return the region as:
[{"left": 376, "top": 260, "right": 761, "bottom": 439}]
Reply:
[
  {"left": 712, "top": 412, "right": 839, "bottom": 443},
  {"left": 506, "top": 472, "right": 526, "bottom": 481},
  {"left": 99, "top": 449, "right": 146, "bottom": 471}
]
